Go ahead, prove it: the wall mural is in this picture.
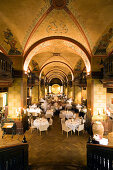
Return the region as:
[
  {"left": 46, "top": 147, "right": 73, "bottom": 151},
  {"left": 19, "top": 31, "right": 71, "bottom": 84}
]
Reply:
[
  {"left": 3, "top": 29, "right": 21, "bottom": 55},
  {"left": 22, "top": 3, "right": 49, "bottom": 49},
  {"left": 49, "top": 0, "right": 70, "bottom": 6},
  {"left": 46, "top": 20, "right": 68, "bottom": 33},
  {"left": 74, "top": 59, "right": 82, "bottom": 71},
  {"left": 94, "top": 28, "right": 113, "bottom": 55},
  {"left": 74, "top": 59, "right": 83, "bottom": 79},
  {"left": 31, "top": 60, "right": 39, "bottom": 71}
]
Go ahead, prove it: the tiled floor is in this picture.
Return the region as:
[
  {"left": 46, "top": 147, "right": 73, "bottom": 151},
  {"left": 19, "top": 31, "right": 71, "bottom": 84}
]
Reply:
[{"left": 0, "top": 115, "right": 89, "bottom": 169}]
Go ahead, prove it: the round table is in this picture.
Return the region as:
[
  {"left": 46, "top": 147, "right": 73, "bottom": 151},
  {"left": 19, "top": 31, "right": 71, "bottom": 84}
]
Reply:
[
  {"left": 33, "top": 118, "right": 49, "bottom": 129},
  {"left": 65, "top": 118, "right": 80, "bottom": 132},
  {"left": 61, "top": 110, "right": 73, "bottom": 119}
]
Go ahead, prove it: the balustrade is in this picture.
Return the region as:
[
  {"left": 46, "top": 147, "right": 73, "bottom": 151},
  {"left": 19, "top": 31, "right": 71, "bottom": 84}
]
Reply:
[
  {"left": 87, "top": 143, "right": 113, "bottom": 169},
  {"left": 0, "top": 143, "right": 28, "bottom": 170}
]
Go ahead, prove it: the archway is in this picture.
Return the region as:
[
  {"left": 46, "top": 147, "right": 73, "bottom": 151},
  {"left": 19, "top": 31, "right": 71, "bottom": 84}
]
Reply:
[{"left": 23, "top": 36, "right": 91, "bottom": 75}]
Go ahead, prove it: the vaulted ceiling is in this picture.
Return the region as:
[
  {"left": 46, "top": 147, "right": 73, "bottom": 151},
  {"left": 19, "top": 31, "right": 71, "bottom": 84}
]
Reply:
[{"left": 0, "top": 0, "right": 113, "bottom": 82}]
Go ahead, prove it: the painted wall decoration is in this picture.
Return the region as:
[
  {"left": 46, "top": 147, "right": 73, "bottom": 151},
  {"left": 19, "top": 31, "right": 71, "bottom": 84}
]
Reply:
[
  {"left": 22, "top": 4, "right": 49, "bottom": 49},
  {"left": 74, "top": 59, "right": 82, "bottom": 71},
  {"left": 31, "top": 60, "right": 39, "bottom": 71},
  {"left": 49, "top": 0, "right": 70, "bottom": 7},
  {"left": 74, "top": 59, "right": 84, "bottom": 79},
  {"left": 94, "top": 28, "right": 113, "bottom": 55},
  {"left": 46, "top": 20, "right": 68, "bottom": 33},
  {"left": 3, "top": 29, "right": 21, "bottom": 55}
]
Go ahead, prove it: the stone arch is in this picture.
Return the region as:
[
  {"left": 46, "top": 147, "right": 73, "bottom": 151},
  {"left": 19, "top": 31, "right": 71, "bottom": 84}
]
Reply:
[{"left": 23, "top": 36, "right": 91, "bottom": 75}]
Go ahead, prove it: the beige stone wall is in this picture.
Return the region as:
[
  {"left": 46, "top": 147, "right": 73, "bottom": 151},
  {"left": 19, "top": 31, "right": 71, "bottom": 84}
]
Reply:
[
  {"left": 32, "top": 85, "right": 39, "bottom": 104},
  {"left": 82, "top": 88, "right": 87, "bottom": 100},
  {"left": 8, "top": 77, "right": 27, "bottom": 118},
  {"left": 87, "top": 78, "right": 93, "bottom": 111},
  {"left": 93, "top": 79, "right": 106, "bottom": 119},
  {"left": 45, "top": 87, "right": 47, "bottom": 96},
  {"left": 74, "top": 86, "right": 81, "bottom": 104},
  {"left": 21, "top": 76, "right": 27, "bottom": 108},
  {"left": 64, "top": 86, "right": 67, "bottom": 96},
  {"left": 67, "top": 86, "right": 73, "bottom": 99},
  {"left": 39, "top": 84, "right": 45, "bottom": 99}
]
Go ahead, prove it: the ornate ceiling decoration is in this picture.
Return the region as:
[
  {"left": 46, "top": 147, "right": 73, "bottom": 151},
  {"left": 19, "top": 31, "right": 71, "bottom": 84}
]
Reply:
[{"left": 50, "top": 0, "right": 69, "bottom": 9}]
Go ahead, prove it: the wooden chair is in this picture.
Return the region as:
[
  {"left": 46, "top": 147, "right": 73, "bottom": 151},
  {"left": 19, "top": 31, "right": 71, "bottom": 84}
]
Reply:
[
  {"left": 39, "top": 124, "right": 48, "bottom": 136},
  {"left": 62, "top": 123, "right": 72, "bottom": 138},
  {"left": 75, "top": 124, "right": 84, "bottom": 136},
  {"left": 30, "top": 119, "right": 37, "bottom": 133},
  {"left": 61, "top": 117, "right": 65, "bottom": 124},
  {"left": 45, "top": 114, "right": 52, "bottom": 119},
  {"left": 49, "top": 118, "right": 53, "bottom": 126},
  {"left": 59, "top": 113, "right": 65, "bottom": 119}
]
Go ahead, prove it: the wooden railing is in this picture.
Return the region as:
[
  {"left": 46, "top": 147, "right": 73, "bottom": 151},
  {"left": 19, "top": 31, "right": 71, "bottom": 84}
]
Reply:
[
  {"left": 0, "top": 143, "right": 28, "bottom": 170},
  {"left": 87, "top": 143, "right": 113, "bottom": 170}
]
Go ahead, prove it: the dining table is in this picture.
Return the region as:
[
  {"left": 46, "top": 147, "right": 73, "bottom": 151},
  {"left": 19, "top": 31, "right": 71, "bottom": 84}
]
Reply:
[
  {"left": 46, "top": 109, "right": 54, "bottom": 116},
  {"left": 27, "top": 107, "right": 42, "bottom": 116},
  {"left": 61, "top": 110, "right": 73, "bottom": 119},
  {"left": 65, "top": 118, "right": 81, "bottom": 132},
  {"left": 33, "top": 118, "right": 49, "bottom": 129}
]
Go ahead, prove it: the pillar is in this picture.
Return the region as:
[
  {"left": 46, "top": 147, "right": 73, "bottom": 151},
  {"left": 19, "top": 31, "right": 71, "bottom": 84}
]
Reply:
[
  {"left": 67, "top": 81, "right": 73, "bottom": 99},
  {"left": 39, "top": 78, "right": 45, "bottom": 99},
  {"left": 8, "top": 74, "right": 27, "bottom": 118},
  {"left": 87, "top": 77, "right": 107, "bottom": 122},
  {"left": 31, "top": 85, "right": 39, "bottom": 104},
  {"left": 74, "top": 85, "right": 82, "bottom": 104}
]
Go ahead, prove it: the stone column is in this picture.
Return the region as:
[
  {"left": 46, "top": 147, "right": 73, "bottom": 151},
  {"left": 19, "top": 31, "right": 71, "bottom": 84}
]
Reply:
[
  {"left": 8, "top": 74, "right": 27, "bottom": 118},
  {"left": 74, "top": 85, "right": 82, "bottom": 104},
  {"left": 39, "top": 78, "right": 45, "bottom": 99},
  {"left": 31, "top": 85, "right": 39, "bottom": 104},
  {"left": 73, "top": 81, "right": 75, "bottom": 101},
  {"left": 87, "top": 76, "right": 93, "bottom": 121},
  {"left": 87, "top": 77, "right": 107, "bottom": 122},
  {"left": 67, "top": 81, "right": 73, "bottom": 99},
  {"left": 92, "top": 79, "right": 106, "bottom": 120},
  {"left": 8, "top": 55, "right": 27, "bottom": 119}
]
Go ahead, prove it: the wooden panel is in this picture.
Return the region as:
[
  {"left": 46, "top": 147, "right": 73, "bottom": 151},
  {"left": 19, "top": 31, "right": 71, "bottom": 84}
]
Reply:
[
  {"left": 87, "top": 143, "right": 113, "bottom": 170},
  {"left": 0, "top": 143, "right": 28, "bottom": 170}
]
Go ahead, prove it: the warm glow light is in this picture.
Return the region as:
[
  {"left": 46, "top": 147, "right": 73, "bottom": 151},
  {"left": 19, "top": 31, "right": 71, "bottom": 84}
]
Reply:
[{"left": 51, "top": 84, "right": 61, "bottom": 94}]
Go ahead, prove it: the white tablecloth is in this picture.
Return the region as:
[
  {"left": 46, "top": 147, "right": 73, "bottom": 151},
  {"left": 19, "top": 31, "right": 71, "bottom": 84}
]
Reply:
[
  {"left": 33, "top": 118, "right": 49, "bottom": 129},
  {"left": 65, "top": 119, "right": 80, "bottom": 132},
  {"left": 27, "top": 107, "right": 41, "bottom": 116},
  {"left": 46, "top": 110, "right": 54, "bottom": 116},
  {"left": 61, "top": 110, "right": 73, "bottom": 119}
]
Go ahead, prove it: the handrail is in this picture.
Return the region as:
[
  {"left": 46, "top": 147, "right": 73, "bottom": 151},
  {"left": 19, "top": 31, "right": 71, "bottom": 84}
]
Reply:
[
  {"left": 87, "top": 143, "right": 113, "bottom": 170},
  {"left": 0, "top": 143, "right": 28, "bottom": 170}
]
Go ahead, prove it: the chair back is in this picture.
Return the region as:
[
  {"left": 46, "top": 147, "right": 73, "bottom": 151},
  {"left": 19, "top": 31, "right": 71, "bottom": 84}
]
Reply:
[
  {"left": 45, "top": 114, "right": 52, "bottom": 119},
  {"left": 59, "top": 114, "right": 65, "bottom": 119},
  {"left": 83, "top": 119, "right": 86, "bottom": 123},
  {"left": 39, "top": 124, "right": 48, "bottom": 131},
  {"left": 49, "top": 118, "right": 53, "bottom": 125},
  {"left": 62, "top": 123, "right": 71, "bottom": 132},
  {"left": 78, "top": 124, "right": 84, "bottom": 131},
  {"left": 61, "top": 117, "right": 65, "bottom": 124},
  {"left": 62, "top": 123, "right": 66, "bottom": 131}
]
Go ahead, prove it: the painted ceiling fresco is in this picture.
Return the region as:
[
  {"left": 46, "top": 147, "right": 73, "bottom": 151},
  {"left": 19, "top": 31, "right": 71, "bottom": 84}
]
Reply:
[
  {"left": 0, "top": 0, "right": 113, "bottom": 55},
  {"left": 3, "top": 29, "right": 21, "bottom": 55},
  {"left": 1, "top": 0, "right": 113, "bottom": 81},
  {"left": 94, "top": 28, "right": 113, "bottom": 55}
]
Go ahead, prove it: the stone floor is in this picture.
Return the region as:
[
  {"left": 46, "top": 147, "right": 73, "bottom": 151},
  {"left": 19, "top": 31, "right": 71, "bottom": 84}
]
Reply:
[{"left": 0, "top": 115, "right": 90, "bottom": 169}]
